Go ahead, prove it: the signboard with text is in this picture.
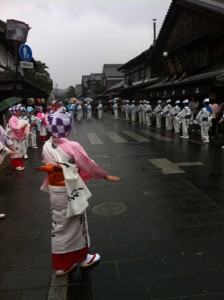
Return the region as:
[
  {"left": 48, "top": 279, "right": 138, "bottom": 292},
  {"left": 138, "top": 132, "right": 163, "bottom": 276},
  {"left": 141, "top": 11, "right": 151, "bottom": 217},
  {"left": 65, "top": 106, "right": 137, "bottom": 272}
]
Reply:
[{"left": 20, "top": 61, "right": 33, "bottom": 69}]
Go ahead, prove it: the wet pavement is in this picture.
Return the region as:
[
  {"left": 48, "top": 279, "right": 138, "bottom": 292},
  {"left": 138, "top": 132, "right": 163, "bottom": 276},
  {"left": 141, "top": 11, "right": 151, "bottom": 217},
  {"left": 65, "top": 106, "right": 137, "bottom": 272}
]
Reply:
[{"left": 1, "top": 113, "right": 224, "bottom": 300}]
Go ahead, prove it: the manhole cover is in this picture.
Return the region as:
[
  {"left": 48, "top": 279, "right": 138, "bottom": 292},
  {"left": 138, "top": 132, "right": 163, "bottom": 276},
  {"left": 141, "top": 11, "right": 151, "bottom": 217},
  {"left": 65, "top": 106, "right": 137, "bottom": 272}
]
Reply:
[{"left": 93, "top": 202, "right": 127, "bottom": 216}]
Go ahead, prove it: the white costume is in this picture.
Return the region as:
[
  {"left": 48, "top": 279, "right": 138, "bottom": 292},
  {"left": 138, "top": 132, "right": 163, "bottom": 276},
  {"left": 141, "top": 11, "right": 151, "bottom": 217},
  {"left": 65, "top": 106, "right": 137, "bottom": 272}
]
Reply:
[
  {"left": 113, "top": 101, "right": 118, "bottom": 119},
  {"left": 97, "top": 102, "right": 103, "bottom": 120},
  {"left": 124, "top": 101, "right": 130, "bottom": 120},
  {"left": 176, "top": 99, "right": 192, "bottom": 138},
  {"left": 137, "top": 101, "right": 143, "bottom": 124},
  {"left": 86, "top": 103, "right": 92, "bottom": 120},
  {"left": 170, "top": 100, "right": 181, "bottom": 133},
  {"left": 195, "top": 99, "right": 212, "bottom": 143},
  {"left": 161, "top": 99, "right": 173, "bottom": 130},
  {"left": 142, "top": 100, "right": 147, "bottom": 124},
  {"left": 153, "top": 100, "right": 163, "bottom": 128},
  {"left": 130, "top": 101, "right": 136, "bottom": 122},
  {"left": 145, "top": 101, "right": 152, "bottom": 127},
  {"left": 76, "top": 103, "right": 82, "bottom": 122},
  {"left": 28, "top": 114, "right": 38, "bottom": 148}
]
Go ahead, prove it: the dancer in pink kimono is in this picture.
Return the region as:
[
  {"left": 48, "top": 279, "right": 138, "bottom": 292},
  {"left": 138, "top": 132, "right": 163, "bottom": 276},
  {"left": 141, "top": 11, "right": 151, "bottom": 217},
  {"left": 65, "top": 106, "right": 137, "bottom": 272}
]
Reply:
[
  {"left": 37, "top": 106, "right": 48, "bottom": 143},
  {"left": 36, "top": 109, "right": 120, "bottom": 276},
  {"left": 8, "top": 105, "right": 30, "bottom": 170}
]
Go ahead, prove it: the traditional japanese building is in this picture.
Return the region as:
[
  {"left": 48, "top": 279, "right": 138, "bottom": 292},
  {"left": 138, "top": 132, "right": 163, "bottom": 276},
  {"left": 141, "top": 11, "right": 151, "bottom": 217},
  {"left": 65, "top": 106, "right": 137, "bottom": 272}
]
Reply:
[
  {"left": 119, "top": 0, "right": 224, "bottom": 103},
  {"left": 81, "top": 73, "right": 103, "bottom": 98},
  {"left": 101, "top": 64, "right": 124, "bottom": 91},
  {"left": 117, "top": 47, "right": 154, "bottom": 101},
  {"left": 0, "top": 20, "right": 49, "bottom": 102}
]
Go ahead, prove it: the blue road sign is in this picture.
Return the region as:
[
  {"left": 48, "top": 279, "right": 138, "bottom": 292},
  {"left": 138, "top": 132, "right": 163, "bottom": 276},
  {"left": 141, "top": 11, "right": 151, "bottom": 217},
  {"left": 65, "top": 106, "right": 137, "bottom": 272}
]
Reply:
[{"left": 19, "top": 44, "right": 32, "bottom": 62}]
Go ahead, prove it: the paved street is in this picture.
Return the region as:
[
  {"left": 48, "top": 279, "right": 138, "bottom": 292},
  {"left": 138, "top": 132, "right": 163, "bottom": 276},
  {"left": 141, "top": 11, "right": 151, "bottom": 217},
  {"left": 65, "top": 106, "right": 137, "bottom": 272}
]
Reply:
[{"left": 1, "top": 112, "right": 224, "bottom": 300}]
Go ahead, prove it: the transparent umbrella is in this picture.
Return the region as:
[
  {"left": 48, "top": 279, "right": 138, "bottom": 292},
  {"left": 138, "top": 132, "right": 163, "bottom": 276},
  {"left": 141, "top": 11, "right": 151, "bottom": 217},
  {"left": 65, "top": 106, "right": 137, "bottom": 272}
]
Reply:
[{"left": 84, "top": 97, "right": 94, "bottom": 102}]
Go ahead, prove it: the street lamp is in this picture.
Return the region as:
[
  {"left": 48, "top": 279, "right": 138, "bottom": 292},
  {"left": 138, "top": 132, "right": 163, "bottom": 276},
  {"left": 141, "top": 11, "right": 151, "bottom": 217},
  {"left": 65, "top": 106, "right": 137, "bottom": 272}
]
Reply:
[{"left": 163, "top": 52, "right": 169, "bottom": 83}]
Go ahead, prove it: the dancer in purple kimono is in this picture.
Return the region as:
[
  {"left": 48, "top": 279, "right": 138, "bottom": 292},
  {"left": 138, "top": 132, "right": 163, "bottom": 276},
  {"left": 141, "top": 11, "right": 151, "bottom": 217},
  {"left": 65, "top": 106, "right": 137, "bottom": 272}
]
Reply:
[{"left": 36, "top": 109, "right": 120, "bottom": 276}]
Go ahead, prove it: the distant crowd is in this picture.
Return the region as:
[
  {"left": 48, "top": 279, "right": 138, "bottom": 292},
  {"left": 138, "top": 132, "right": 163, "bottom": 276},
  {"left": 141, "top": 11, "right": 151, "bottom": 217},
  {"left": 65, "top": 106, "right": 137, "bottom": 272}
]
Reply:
[
  {"left": 110, "top": 97, "right": 224, "bottom": 144},
  {"left": 1, "top": 95, "right": 224, "bottom": 174}
]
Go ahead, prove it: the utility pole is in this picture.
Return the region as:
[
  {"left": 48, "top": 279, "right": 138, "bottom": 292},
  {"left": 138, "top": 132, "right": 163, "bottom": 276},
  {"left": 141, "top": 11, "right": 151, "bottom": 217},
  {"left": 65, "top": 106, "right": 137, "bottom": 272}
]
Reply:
[{"left": 152, "top": 19, "right": 157, "bottom": 45}]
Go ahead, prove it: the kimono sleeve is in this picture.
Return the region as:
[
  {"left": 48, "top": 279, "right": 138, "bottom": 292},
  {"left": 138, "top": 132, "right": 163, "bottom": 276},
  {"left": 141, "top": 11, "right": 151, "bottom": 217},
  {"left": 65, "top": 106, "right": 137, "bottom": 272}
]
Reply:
[{"left": 69, "top": 142, "right": 108, "bottom": 181}]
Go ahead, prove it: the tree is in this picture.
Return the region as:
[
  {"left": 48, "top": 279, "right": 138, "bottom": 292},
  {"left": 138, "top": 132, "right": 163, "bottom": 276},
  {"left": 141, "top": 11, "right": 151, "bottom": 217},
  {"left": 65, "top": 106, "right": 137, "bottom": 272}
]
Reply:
[
  {"left": 94, "top": 81, "right": 106, "bottom": 95},
  {"left": 66, "top": 86, "right": 77, "bottom": 99},
  {"left": 24, "top": 60, "right": 53, "bottom": 93}
]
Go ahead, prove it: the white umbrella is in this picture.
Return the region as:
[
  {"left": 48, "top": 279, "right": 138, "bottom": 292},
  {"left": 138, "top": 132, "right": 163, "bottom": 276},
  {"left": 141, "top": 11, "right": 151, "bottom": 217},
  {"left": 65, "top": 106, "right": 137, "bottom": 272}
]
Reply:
[{"left": 84, "top": 97, "right": 94, "bottom": 102}]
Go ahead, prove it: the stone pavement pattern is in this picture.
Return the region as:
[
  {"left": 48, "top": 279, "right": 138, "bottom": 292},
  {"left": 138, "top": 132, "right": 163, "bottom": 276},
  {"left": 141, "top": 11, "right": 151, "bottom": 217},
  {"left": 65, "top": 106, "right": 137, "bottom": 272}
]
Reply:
[{"left": 1, "top": 114, "right": 224, "bottom": 299}]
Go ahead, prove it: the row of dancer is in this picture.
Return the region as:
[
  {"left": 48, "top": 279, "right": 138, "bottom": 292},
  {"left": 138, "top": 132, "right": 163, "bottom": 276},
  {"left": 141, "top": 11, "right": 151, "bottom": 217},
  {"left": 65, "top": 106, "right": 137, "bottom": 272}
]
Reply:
[
  {"left": 123, "top": 100, "right": 153, "bottom": 125},
  {"left": 120, "top": 98, "right": 217, "bottom": 143},
  {"left": 67, "top": 101, "right": 103, "bottom": 121},
  {"left": 153, "top": 98, "right": 215, "bottom": 143}
]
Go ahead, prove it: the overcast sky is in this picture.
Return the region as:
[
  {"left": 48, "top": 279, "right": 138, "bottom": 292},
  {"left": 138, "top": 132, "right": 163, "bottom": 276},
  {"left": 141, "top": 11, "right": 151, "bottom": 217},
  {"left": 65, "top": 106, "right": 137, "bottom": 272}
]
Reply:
[{"left": 2, "top": 0, "right": 171, "bottom": 89}]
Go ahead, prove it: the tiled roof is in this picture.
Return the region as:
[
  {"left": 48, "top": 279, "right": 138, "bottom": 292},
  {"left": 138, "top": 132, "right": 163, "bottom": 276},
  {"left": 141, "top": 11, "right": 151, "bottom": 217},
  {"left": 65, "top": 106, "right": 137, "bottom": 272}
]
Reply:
[
  {"left": 82, "top": 75, "right": 91, "bottom": 86},
  {"left": 90, "top": 73, "right": 102, "bottom": 81},
  {"left": 102, "top": 64, "right": 124, "bottom": 77},
  {"left": 151, "top": 0, "right": 224, "bottom": 58},
  {"left": 182, "top": 0, "right": 224, "bottom": 16},
  {"left": 118, "top": 47, "right": 153, "bottom": 71},
  {"left": 143, "top": 68, "right": 224, "bottom": 90},
  {"left": 106, "top": 80, "right": 125, "bottom": 91}
]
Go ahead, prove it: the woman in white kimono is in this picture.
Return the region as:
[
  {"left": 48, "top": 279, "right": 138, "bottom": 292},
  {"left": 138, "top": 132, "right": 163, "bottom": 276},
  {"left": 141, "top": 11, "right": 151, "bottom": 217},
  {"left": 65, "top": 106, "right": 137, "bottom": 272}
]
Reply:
[
  {"left": 161, "top": 99, "right": 173, "bottom": 131},
  {"left": 113, "top": 101, "right": 119, "bottom": 119},
  {"left": 194, "top": 99, "right": 212, "bottom": 143},
  {"left": 170, "top": 100, "right": 181, "bottom": 134},
  {"left": 86, "top": 102, "right": 92, "bottom": 120},
  {"left": 76, "top": 102, "right": 82, "bottom": 122},
  {"left": 176, "top": 99, "right": 192, "bottom": 139},
  {"left": 36, "top": 109, "right": 120, "bottom": 276},
  {"left": 153, "top": 100, "right": 163, "bottom": 128},
  {"left": 97, "top": 101, "right": 103, "bottom": 120}
]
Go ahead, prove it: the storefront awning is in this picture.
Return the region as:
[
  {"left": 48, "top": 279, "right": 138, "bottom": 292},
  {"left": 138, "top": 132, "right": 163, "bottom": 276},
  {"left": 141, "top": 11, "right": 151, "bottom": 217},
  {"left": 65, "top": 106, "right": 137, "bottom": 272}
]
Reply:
[{"left": 142, "top": 69, "right": 224, "bottom": 91}]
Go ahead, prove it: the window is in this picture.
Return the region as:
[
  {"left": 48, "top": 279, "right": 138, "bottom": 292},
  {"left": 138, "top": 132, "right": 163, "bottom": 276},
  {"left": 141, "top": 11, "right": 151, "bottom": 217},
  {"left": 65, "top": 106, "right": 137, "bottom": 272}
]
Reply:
[
  {"left": 139, "top": 69, "right": 145, "bottom": 80},
  {"left": 0, "top": 44, "right": 6, "bottom": 67},
  {"left": 7, "top": 51, "right": 14, "bottom": 70}
]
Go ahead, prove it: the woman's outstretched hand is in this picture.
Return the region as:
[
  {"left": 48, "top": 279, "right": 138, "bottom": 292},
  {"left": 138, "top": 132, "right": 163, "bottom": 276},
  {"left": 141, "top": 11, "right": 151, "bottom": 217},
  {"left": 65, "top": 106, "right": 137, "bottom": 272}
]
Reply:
[
  {"left": 35, "top": 164, "right": 62, "bottom": 172},
  {"left": 104, "top": 175, "right": 120, "bottom": 182}
]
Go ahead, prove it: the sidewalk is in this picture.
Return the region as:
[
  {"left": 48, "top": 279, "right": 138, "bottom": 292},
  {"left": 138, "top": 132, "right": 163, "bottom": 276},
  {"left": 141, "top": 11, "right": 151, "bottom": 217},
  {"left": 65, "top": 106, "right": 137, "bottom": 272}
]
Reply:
[{"left": 0, "top": 147, "right": 53, "bottom": 300}]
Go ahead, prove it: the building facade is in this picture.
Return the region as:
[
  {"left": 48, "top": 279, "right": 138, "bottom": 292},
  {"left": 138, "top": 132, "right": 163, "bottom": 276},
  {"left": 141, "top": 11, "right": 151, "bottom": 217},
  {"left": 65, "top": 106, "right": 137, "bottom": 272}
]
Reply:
[
  {"left": 118, "top": 0, "right": 224, "bottom": 103},
  {"left": 0, "top": 20, "right": 49, "bottom": 102}
]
